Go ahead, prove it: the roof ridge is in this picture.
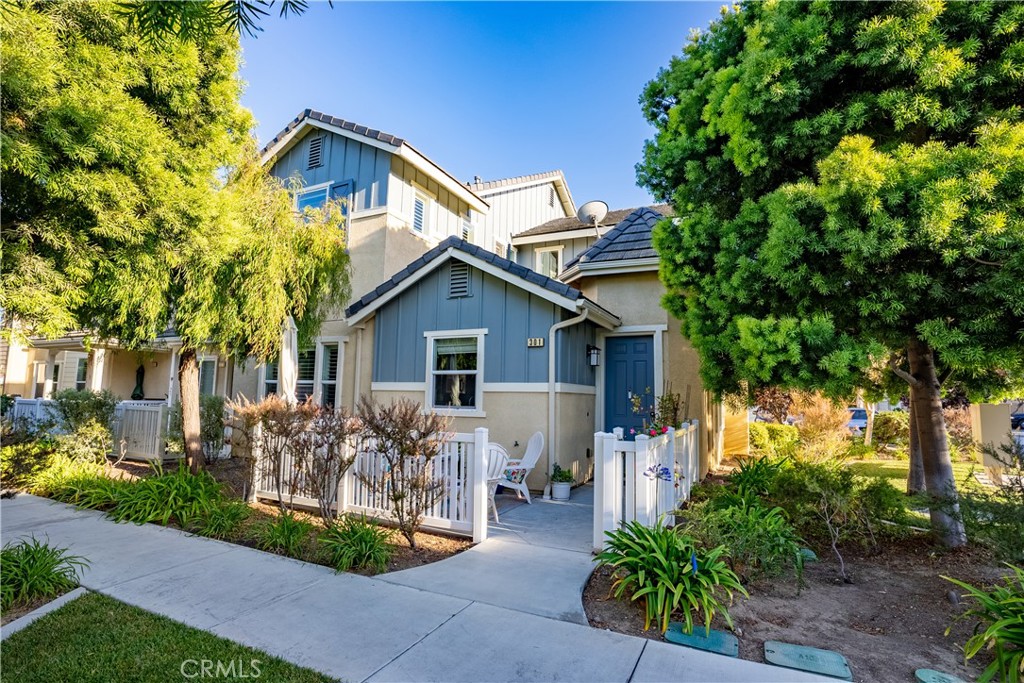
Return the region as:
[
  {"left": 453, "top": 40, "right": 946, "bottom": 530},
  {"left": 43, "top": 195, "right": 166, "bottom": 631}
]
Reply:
[
  {"left": 259, "top": 109, "right": 406, "bottom": 158},
  {"left": 465, "top": 170, "right": 565, "bottom": 191}
]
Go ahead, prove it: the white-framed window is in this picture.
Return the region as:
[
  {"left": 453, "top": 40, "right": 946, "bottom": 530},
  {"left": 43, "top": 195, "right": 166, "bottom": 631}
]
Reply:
[
  {"left": 263, "top": 359, "right": 279, "bottom": 397},
  {"left": 508, "top": 245, "right": 519, "bottom": 263},
  {"left": 199, "top": 358, "right": 217, "bottom": 396},
  {"left": 51, "top": 363, "right": 62, "bottom": 393},
  {"left": 318, "top": 342, "right": 340, "bottom": 409},
  {"left": 296, "top": 186, "right": 329, "bottom": 213},
  {"left": 461, "top": 211, "right": 474, "bottom": 241},
  {"left": 75, "top": 357, "right": 88, "bottom": 391},
  {"left": 535, "top": 246, "right": 562, "bottom": 278},
  {"left": 413, "top": 192, "right": 430, "bottom": 233},
  {"left": 425, "top": 330, "right": 486, "bottom": 415},
  {"left": 296, "top": 348, "right": 316, "bottom": 403}
]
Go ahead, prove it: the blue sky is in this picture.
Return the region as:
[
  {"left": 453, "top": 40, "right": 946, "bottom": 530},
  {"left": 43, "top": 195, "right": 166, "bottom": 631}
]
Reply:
[{"left": 240, "top": 2, "right": 722, "bottom": 210}]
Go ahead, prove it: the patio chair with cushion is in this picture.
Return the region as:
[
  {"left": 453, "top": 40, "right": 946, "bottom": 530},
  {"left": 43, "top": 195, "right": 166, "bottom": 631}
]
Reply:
[
  {"left": 500, "top": 431, "right": 543, "bottom": 505},
  {"left": 486, "top": 444, "right": 510, "bottom": 523}
]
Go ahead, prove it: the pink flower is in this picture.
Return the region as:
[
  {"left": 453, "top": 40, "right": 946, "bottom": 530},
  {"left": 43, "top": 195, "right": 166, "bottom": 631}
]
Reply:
[
  {"left": 649, "top": 429, "right": 657, "bottom": 436},
  {"left": 629, "top": 428, "right": 636, "bottom": 435},
  {"left": 662, "top": 426, "right": 669, "bottom": 433}
]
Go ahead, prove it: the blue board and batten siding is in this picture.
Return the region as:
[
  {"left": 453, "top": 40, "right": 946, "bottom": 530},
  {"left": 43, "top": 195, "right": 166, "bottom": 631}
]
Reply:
[
  {"left": 372, "top": 262, "right": 598, "bottom": 385},
  {"left": 270, "top": 129, "right": 391, "bottom": 212}
]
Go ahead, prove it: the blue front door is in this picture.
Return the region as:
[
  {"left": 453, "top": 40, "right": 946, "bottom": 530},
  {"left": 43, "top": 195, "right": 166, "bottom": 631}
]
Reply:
[{"left": 604, "top": 335, "right": 655, "bottom": 435}]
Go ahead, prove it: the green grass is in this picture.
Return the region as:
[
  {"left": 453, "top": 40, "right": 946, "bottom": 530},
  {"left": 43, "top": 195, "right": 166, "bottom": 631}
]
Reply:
[
  {"left": 0, "top": 592, "right": 336, "bottom": 683},
  {"left": 847, "top": 457, "right": 981, "bottom": 490}
]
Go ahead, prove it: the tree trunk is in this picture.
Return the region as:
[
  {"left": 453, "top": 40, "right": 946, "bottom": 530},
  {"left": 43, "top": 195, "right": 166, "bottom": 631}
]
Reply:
[
  {"left": 906, "top": 390, "right": 926, "bottom": 495},
  {"left": 864, "top": 404, "right": 875, "bottom": 447},
  {"left": 179, "top": 348, "right": 204, "bottom": 474},
  {"left": 907, "top": 338, "right": 966, "bottom": 547}
]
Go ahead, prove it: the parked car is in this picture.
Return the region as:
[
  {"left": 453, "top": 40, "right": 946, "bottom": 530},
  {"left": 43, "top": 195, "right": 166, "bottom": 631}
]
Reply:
[
  {"left": 1012, "top": 412, "right": 1024, "bottom": 430},
  {"left": 847, "top": 407, "right": 868, "bottom": 435}
]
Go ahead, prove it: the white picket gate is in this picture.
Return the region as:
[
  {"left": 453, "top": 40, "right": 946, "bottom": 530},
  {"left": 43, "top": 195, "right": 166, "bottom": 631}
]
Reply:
[
  {"left": 592, "top": 421, "right": 700, "bottom": 551},
  {"left": 253, "top": 427, "right": 491, "bottom": 542}
]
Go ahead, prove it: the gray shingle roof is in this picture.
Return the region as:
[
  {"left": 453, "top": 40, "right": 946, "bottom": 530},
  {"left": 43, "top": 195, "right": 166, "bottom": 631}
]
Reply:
[
  {"left": 513, "top": 204, "right": 673, "bottom": 239},
  {"left": 465, "top": 170, "right": 565, "bottom": 193},
  {"left": 260, "top": 109, "right": 405, "bottom": 157},
  {"left": 345, "top": 237, "right": 586, "bottom": 319},
  {"left": 563, "top": 206, "right": 672, "bottom": 270}
]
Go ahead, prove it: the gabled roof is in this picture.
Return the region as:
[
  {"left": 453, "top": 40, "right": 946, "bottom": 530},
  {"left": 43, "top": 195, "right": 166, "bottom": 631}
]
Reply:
[
  {"left": 345, "top": 236, "right": 620, "bottom": 329},
  {"left": 511, "top": 203, "right": 673, "bottom": 243},
  {"left": 260, "top": 109, "right": 489, "bottom": 213},
  {"left": 465, "top": 170, "right": 576, "bottom": 217},
  {"left": 561, "top": 206, "right": 674, "bottom": 283}
]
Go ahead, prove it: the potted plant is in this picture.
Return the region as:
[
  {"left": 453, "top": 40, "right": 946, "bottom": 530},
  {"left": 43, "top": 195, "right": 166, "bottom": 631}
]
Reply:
[{"left": 551, "top": 464, "right": 574, "bottom": 501}]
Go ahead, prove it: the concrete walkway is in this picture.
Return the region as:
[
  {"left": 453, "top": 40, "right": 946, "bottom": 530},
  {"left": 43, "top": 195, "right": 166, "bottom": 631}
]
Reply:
[{"left": 1, "top": 493, "right": 825, "bottom": 682}]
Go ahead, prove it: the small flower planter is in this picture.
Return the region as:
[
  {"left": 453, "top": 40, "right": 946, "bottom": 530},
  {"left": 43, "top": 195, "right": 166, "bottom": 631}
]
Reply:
[{"left": 551, "top": 481, "right": 572, "bottom": 501}]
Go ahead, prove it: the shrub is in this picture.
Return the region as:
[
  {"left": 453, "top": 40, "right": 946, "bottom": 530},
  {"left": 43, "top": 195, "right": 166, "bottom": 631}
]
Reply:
[
  {"left": 793, "top": 393, "right": 852, "bottom": 462},
  {"left": 551, "top": 464, "right": 574, "bottom": 483},
  {"left": 729, "top": 456, "right": 789, "bottom": 498},
  {"left": 685, "top": 501, "right": 804, "bottom": 584},
  {"left": 30, "top": 454, "right": 106, "bottom": 497},
  {"left": 49, "top": 389, "right": 118, "bottom": 433},
  {"left": 50, "top": 472, "right": 131, "bottom": 510},
  {"left": 0, "top": 538, "right": 88, "bottom": 611},
  {"left": 304, "top": 408, "right": 359, "bottom": 522},
  {"left": 872, "top": 411, "right": 910, "bottom": 446},
  {"left": 167, "top": 395, "right": 227, "bottom": 461},
  {"left": 944, "top": 565, "right": 1024, "bottom": 683},
  {"left": 1, "top": 438, "right": 56, "bottom": 490},
  {"left": 319, "top": 514, "right": 394, "bottom": 573},
  {"left": 355, "top": 397, "right": 452, "bottom": 549},
  {"left": 748, "top": 422, "right": 799, "bottom": 459},
  {"left": 595, "top": 521, "right": 747, "bottom": 634},
  {"left": 190, "top": 500, "right": 251, "bottom": 540},
  {"left": 256, "top": 512, "right": 315, "bottom": 558},
  {"left": 943, "top": 407, "right": 975, "bottom": 454},
  {"left": 105, "top": 464, "right": 224, "bottom": 527},
  {"left": 957, "top": 437, "right": 1024, "bottom": 561},
  {"left": 53, "top": 418, "right": 112, "bottom": 465}
]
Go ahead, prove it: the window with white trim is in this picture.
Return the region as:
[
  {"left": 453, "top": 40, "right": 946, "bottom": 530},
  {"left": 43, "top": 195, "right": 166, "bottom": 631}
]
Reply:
[
  {"left": 319, "top": 343, "right": 339, "bottom": 408},
  {"left": 297, "top": 186, "right": 329, "bottom": 213},
  {"left": 461, "top": 211, "right": 474, "bottom": 241},
  {"left": 430, "top": 336, "right": 480, "bottom": 410},
  {"left": 263, "top": 359, "right": 279, "bottom": 397},
  {"left": 75, "top": 358, "right": 88, "bottom": 391},
  {"left": 199, "top": 359, "right": 216, "bottom": 396},
  {"left": 535, "top": 246, "right": 562, "bottom": 278},
  {"left": 413, "top": 193, "right": 429, "bottom": 233},
  {"left": 296, "top": 348, "right": 316, "bottom": 403}
]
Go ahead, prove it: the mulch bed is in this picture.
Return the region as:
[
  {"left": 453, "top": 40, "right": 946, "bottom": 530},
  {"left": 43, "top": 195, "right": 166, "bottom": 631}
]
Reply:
[
  {"left": 584, "top": 536, "right": 1006, "bottom": 683},
  {"left": 1, "top": 593, "right": 66, "bottom": 627}
]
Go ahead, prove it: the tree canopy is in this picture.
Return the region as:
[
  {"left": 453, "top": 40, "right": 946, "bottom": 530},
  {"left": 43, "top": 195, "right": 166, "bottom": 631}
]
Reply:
[
  {"left": 637, "top": 0, "right": 1024, "bottom": 545},
  {"left": 639, "top": 0, "right": 1024, "bottom": 401},
  {"left": 119, "top": 1, "right": 326, "bottom": 41},
  {"left": 1, "top": 1, "right": 351, "bottom": 469}
]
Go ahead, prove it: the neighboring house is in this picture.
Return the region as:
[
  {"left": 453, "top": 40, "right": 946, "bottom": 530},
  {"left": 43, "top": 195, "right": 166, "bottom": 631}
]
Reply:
[{"left": 344, "top": 205, "right": 728, "bottom": 491}]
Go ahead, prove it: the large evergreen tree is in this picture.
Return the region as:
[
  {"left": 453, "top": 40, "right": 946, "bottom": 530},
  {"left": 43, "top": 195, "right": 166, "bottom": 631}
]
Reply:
[
  {"left": 1, "top": 1, "right": 351, "bottom": 471},
  {"left": 638, "top": 0, "right": 1024, "bottom": 545}
]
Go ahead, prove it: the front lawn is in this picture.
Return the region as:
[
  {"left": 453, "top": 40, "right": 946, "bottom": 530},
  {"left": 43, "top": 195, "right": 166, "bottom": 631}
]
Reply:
[
  {"left": 0, "top": 592, "right": 336, "bottom": 683},
  {"left": 847, "top": 457, "right": 981, "bottom": 489}
]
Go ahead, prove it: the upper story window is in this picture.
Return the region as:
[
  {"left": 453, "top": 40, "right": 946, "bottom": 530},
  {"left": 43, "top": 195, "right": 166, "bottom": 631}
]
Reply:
[
  {"left": 535, "top": 246, "right": 562, "bottom": 279},
  {"left": 307, "top": 136, "right": 324, "bottom": 169},
  {"left": 413, "top": 193, "right": 429, "bottom": 233},
  {"left": 297, "top": 186, "right": 329, "bottom": 212},
  {"left": 461, "top": 211, "right": 474, "bottom": 241}
]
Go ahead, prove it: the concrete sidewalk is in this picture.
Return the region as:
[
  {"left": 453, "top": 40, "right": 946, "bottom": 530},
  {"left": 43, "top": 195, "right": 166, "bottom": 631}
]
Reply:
[{"left": 1, "top": 494, "right": 824, "bottom": 682}]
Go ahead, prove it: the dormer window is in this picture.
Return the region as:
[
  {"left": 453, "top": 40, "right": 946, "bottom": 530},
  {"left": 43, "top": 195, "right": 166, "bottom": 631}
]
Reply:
[{"left": 535, "top": 246, "right": 562, "bottom": 279}]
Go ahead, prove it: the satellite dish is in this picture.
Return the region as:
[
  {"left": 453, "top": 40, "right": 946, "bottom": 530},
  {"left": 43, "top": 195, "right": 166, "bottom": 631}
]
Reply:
[{"left": 577, "top": 200, "right": 608, "bottom": 226}]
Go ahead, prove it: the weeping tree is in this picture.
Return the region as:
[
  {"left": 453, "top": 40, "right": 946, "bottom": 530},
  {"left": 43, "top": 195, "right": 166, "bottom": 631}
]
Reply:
[
  {"left": 1, "top": 1, "right": 351, "bottom": 473},
  {"left": 638, "top": 1, "right": 1024, "bottom": 546}
]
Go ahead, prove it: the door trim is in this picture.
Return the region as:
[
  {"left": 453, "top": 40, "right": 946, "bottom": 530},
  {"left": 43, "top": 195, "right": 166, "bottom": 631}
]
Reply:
[{"left": 596, "top": 326, "right": 665, "bottom": 432}]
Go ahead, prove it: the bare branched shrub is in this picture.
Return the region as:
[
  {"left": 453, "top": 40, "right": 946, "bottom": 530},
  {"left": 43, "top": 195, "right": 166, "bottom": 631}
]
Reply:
[
  {"left": 356, "top": 397, "right": 452, "bottom": 548},
  {"left": 306, "top": 408, "right": 360, "bottom": 521},
  {"left": 231, "top": 396, "right": 316, "bottom": 513}
]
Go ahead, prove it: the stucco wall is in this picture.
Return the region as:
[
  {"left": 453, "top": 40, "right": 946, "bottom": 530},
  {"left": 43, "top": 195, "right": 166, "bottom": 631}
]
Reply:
[
  {"left": 579, "top": 272, "right": 667, "bottom": 327},
  {"left": 555, "top": 391, "right": 597, "bottom": 484}
]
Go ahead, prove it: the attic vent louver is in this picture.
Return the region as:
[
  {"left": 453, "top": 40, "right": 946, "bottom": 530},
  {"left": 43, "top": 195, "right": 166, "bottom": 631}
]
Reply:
[
  {"left": 449, "top": 262, "right": 470, "bottom": 298},
  {"left": 307, "top": 136, "right": 324, "bottom": 169},
  {"left": 548, "top": 186, "right": 556, "bottom": 208}
]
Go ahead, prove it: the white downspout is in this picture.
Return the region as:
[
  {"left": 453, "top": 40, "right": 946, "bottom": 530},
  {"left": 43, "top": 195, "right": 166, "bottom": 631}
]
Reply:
[{"left": 544, "top": 308, "right": 590, "bottom": 500}]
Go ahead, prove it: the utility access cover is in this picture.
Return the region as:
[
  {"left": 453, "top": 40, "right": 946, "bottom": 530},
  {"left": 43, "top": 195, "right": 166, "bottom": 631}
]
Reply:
[{"left": 764, "top": 640, "right": 853, "bottom": 681}]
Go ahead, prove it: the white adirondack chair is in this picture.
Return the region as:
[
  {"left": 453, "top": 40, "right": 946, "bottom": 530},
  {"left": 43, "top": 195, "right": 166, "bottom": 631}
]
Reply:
[
  {"left": 486, "top": 444, "right": 510, "bottom": 523},
  {"left": 500, "top": 431, "right": 543, "bottom": 504}
]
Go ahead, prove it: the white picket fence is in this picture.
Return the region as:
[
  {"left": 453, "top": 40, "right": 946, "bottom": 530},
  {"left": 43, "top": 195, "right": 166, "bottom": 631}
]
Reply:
[
  {"left": 253, "top": 427, "right": 491, "bottom": 542},
  {"left": 592, "top": 421, "right": 700, "bottom": 552},
  {"left": 8, "top": 397, "right": 172, "bottom": 462}
]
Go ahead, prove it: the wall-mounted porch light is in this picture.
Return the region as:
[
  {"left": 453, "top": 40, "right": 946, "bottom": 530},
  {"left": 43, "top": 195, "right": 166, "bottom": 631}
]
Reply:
[{"left": 587, "top": 344, "right": 601, "bottom": 367}]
